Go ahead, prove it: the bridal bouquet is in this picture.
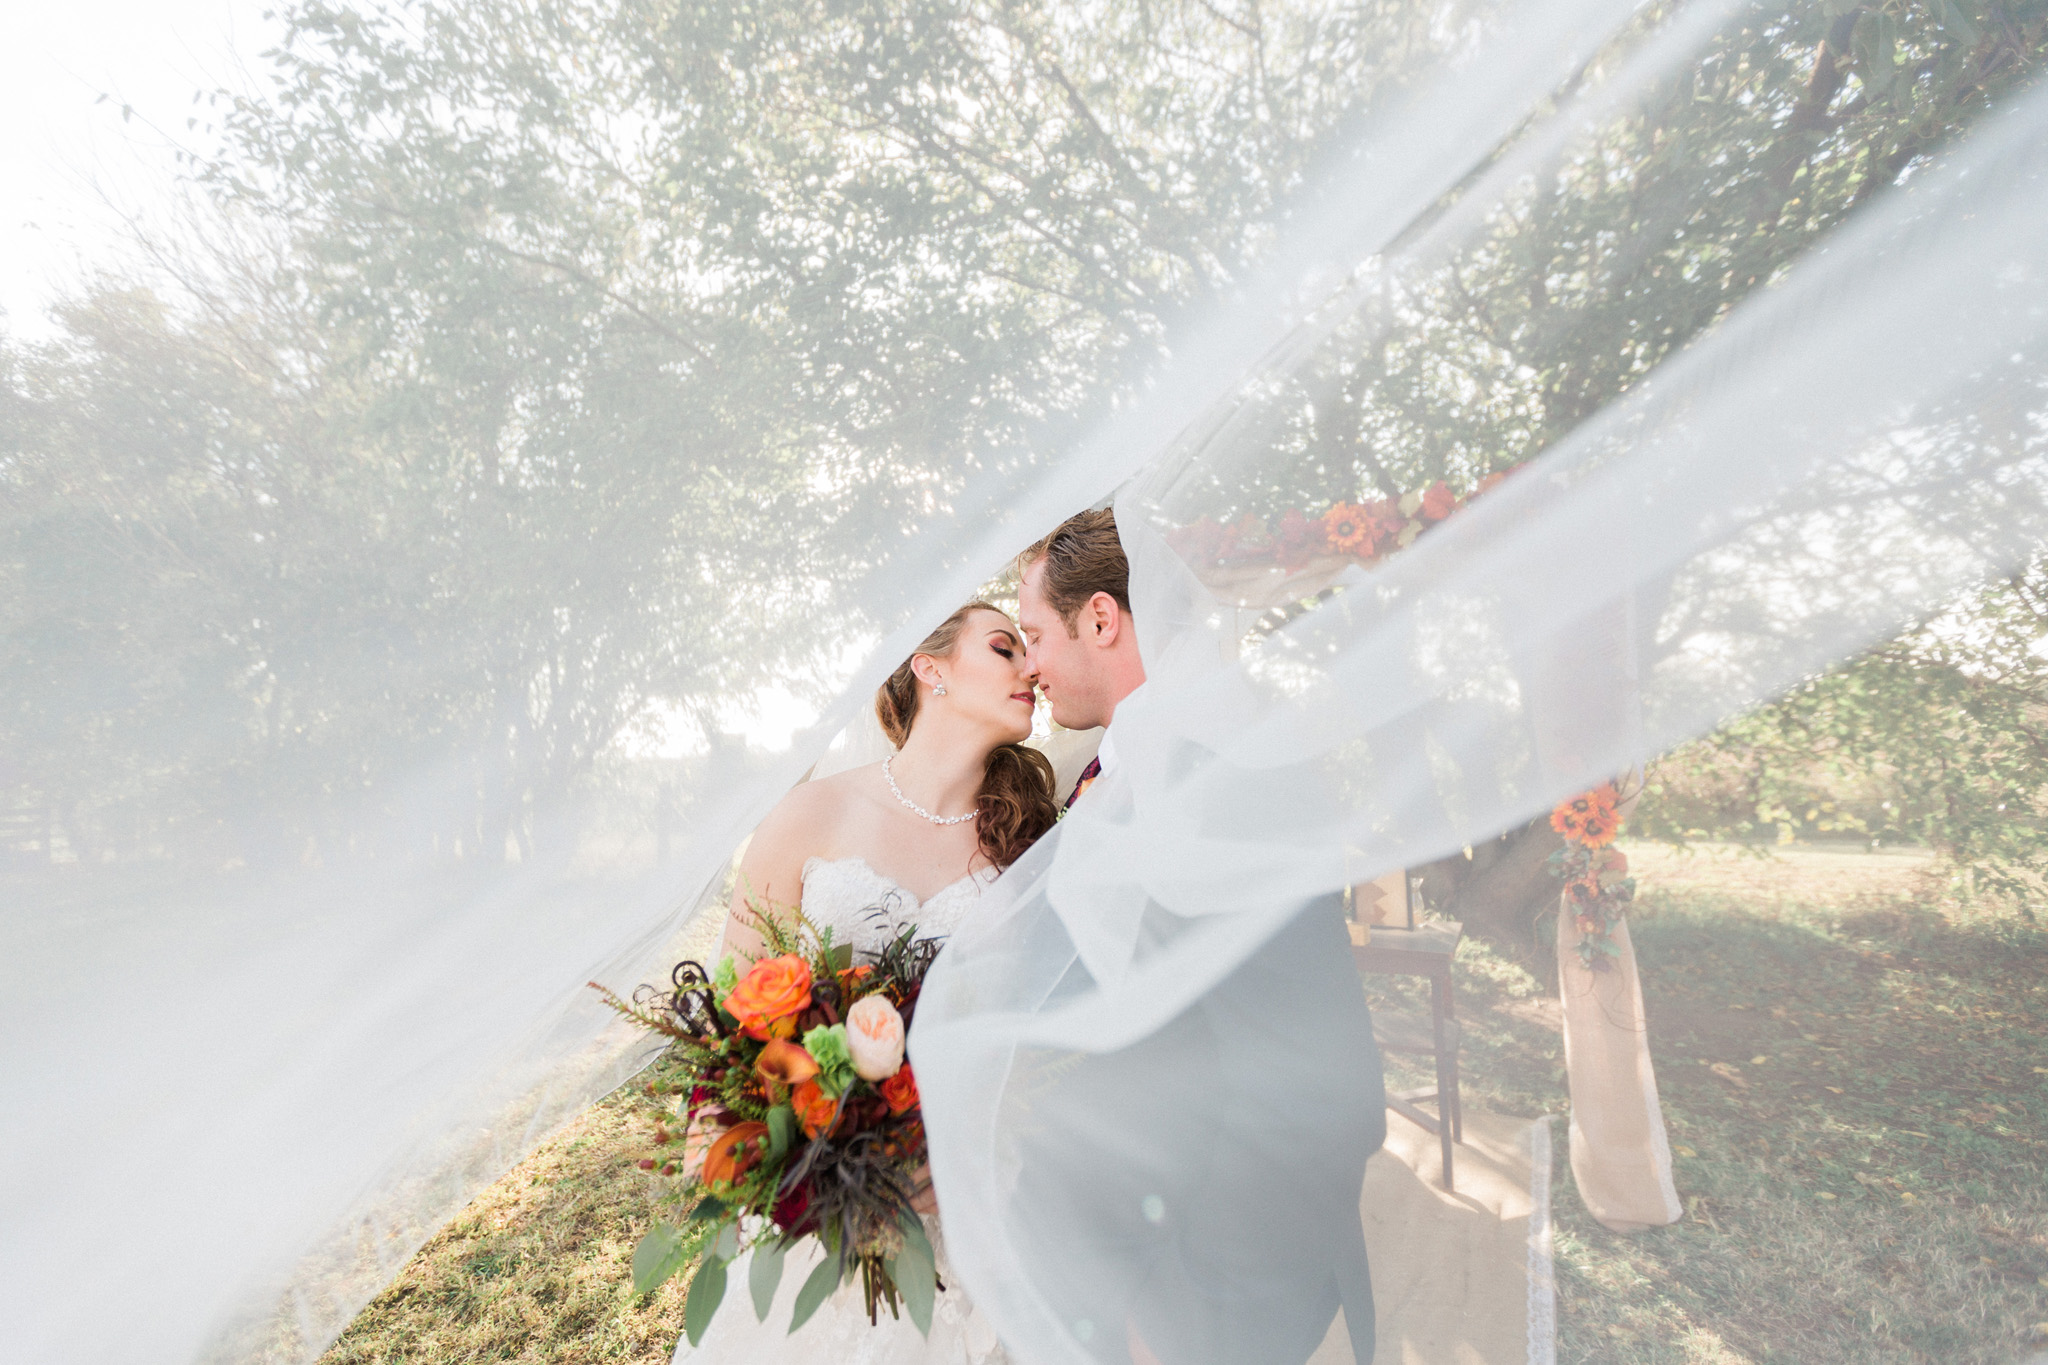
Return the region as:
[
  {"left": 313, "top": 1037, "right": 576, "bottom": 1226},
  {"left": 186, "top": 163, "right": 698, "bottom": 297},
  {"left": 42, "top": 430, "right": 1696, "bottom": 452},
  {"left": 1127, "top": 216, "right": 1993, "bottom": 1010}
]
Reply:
[{"left": 590, "top": 907, "right": 941, "bottom": 1345}]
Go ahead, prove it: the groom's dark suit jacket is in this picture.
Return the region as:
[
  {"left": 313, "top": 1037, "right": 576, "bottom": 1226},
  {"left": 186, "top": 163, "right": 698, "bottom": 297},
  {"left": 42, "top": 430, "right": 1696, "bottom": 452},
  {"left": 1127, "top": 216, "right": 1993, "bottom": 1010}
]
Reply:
[{"left": 1013, "top": 772, "right": 1386, "bottom": 1364}]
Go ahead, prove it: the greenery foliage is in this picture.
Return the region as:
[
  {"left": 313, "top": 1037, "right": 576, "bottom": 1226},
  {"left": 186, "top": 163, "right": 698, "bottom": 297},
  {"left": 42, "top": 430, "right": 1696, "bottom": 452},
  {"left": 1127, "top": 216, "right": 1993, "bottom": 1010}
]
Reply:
[
  {"left": 4, "top": 0, "right": 2046, "bottom": 877},
  {"left": 1638, "top": 566, "right": 2048, "bottom": 910}
]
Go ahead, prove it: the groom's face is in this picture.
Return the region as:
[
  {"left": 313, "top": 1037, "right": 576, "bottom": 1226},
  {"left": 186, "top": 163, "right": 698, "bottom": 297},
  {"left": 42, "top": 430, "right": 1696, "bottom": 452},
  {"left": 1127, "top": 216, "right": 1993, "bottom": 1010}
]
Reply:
[{"left": 1018, "top": 558, "right": 1112, "bottom": 732}]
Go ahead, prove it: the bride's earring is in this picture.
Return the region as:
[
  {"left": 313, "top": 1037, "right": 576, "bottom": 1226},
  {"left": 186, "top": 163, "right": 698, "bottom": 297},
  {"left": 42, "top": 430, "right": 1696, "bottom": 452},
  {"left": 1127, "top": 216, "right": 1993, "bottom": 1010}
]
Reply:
[{"left": 933, "top": 680, "right": 947, "bottom": 696}]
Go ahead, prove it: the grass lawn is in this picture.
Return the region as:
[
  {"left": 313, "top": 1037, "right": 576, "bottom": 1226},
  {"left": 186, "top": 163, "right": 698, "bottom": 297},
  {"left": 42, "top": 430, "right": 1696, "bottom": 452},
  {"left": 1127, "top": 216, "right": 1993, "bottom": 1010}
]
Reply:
[
  {"left": 324, "top": 843, "right": 2048, "bottom": 1364},
  {"left": 1383, "top": 842, "right": 2048, "bottom": 1365}
]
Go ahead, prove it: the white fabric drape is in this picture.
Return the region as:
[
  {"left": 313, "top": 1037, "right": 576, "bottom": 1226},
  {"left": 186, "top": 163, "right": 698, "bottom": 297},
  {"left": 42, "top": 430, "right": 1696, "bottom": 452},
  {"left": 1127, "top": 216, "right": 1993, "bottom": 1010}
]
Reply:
[{"left": 6, "top": 0, "right": 2048, "bottom": 1361}]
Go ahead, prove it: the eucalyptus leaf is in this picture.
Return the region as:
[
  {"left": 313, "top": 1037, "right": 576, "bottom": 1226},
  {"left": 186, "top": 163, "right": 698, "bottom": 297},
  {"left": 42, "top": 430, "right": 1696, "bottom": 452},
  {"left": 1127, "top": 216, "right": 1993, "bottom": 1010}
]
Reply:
[
  {"left": 631, "top": 1223, "right": 691, "bottom": 1296},
  {"left": 788, "top": 1254, "right": 843, "bottom": 1334},
  {"left": 767, "top": 1105, "right": 795, "bottom": 1161},
  {"left": 713, "top": 1221, "right": 742, "bottom": 1262},
  {"left": 894, "top": 1209, "right": 938, "bottom": 1336},
  {"left": 893, "top": 1249, "right": 936, "bottom": 1337},
  {"left": 749, "top": 1239, "right": 787, "bottom": 1321},
  {"left": 684, "top": 1255, "right": 730, "bottom": 1346},
  {"left": 897, "top": 1207, "right": 937, "bottom": 1266},
  {"left": 687, "top": 1195, "right": 729, "bottom": 1224}
]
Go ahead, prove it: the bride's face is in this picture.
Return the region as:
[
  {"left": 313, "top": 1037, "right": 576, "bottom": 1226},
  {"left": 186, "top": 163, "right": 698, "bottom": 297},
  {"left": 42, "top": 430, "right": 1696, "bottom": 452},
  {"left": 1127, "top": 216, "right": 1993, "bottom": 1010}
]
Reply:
[{"left": 917, "top": 609, "right": 1037, "bottom": 745}]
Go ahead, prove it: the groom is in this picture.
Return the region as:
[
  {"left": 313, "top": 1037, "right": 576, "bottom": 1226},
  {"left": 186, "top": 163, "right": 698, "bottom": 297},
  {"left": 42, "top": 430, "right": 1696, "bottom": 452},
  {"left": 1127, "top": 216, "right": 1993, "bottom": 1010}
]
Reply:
[{"left": 1017, "top": 509, "right": 1386, "bottom": 1365}]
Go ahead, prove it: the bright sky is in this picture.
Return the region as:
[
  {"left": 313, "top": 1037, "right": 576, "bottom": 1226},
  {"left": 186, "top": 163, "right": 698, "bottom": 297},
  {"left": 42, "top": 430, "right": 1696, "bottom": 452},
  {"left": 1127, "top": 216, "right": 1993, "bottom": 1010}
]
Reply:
[{"left": 1, "top": 0, "right": 281, "bottom": 338}]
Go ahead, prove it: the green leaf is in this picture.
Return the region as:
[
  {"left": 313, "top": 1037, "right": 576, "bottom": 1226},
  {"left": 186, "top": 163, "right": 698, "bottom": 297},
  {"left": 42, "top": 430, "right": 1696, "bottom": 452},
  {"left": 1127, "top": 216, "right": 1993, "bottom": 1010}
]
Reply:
[
  {"left": 788, "top": 1253, "right": 842, "bottom": 1334},
  {"left": 687, "top": 1195, "right": 729, "bottom": 1224},
  {"left": 1854, "top": 11, "right": 1897, "bottom": 96},
  {"left": 684, "top": 1255, "right": 730, "bottom": 1346},
  {"left": 749, "top": 1239, "right": 787, "bottom": 1321},
  {"left": 713, "top": 1221, "right": 742, "bottom": 1262},
  {"left": 826, "top": 941, "right": 854, "bottom": 972},
  {"left": 767, "top": 1105, "right": 796, "bottom": 1162},
  {"left": 1933, "top": 0, "right": 1983, "bottom": 46},
  {"left": 892, "top": 1211, "right": 937, "bottom": 1337},
  {"left": 631, "top": 1223, "right": 692, "bottom": 1296}
]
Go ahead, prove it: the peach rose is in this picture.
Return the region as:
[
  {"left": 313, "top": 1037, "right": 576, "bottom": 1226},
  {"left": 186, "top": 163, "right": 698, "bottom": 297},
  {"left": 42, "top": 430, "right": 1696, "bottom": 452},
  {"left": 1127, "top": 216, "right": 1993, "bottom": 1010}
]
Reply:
[
  {"left": 792, "top": 1078, "right": 840, "bottom": 1139},
  {"left": 724, "top": 954, "right": 813, "bottom": 1040},
  {"left": 701, "top": 1121, "right": 770, "bottom": 1189},
  {"left": 845, "top": 994, "right": 906, "bottom": 1081},
  {"left": 879, "top": 1064, "right": 920, "bottom": 1116}
]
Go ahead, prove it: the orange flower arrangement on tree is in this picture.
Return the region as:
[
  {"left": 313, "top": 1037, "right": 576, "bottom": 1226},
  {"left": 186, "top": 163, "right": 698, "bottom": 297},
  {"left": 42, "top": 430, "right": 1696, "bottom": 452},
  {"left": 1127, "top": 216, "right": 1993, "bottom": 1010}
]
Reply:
[
  {"left": 1547, "top": 782, "right": 1636, "bottom": 972},
  {"left": 1165, "top": 465, "right": 1522, "bottom": 575}
]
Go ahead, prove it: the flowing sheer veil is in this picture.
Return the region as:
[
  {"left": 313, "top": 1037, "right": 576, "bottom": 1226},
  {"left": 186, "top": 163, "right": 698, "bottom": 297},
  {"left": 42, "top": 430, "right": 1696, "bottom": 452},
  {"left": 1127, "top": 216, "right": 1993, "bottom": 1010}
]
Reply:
[{"left": 6, "top": 0, "right": 2048, "bottom": 1360}]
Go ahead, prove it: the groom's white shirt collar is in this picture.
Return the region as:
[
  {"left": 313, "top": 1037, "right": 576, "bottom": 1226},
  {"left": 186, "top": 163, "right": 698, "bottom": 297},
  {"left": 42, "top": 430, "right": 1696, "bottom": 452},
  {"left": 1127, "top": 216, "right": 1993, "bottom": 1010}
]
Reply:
[
  {"left": 1095, "top": 679, "right": 1148, "bottom": 776},
  {"left": 1093, "top": 726, "right": 1119, "bottom": 776}
]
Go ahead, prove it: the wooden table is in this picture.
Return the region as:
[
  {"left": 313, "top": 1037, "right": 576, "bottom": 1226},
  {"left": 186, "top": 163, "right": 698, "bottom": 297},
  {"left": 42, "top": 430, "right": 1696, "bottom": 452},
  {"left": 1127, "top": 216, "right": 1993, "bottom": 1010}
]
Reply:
[{"left": 1351, "top": 919, "right": 1465, "bottom": 1189}]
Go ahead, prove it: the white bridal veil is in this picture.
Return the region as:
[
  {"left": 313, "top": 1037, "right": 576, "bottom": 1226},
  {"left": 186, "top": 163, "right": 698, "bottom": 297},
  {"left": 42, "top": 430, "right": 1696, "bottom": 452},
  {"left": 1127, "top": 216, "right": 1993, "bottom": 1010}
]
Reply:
[{"left": 5, "top": 0, "right": 2048, "bottom": 1359}]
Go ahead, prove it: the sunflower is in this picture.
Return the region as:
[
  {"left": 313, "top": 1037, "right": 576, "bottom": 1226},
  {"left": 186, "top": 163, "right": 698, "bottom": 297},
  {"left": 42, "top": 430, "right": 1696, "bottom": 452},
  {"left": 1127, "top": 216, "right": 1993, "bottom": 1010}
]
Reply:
[
  {"left": 1550, "top": 783, "right": 1621, "bottom": 845},
  {"left": 1321, "top": 501, "right": 1374, "bottom": 554},
  {"left": 1576, "top": 808, "right": 1620, "bottom": 848}
]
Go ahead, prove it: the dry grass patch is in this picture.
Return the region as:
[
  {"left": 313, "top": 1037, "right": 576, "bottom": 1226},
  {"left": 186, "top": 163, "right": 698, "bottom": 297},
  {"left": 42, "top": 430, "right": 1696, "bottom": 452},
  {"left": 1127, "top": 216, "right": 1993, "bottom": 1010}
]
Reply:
[{"left": 319, "top": 1083, "right": 683, "bottom": 1364}]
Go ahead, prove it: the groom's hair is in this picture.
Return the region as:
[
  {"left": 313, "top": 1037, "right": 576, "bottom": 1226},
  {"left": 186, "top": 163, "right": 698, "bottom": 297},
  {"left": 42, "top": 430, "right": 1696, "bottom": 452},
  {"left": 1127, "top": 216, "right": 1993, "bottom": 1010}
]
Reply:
[{"left": 1019, "top": 507, "right": 1131, "bottom": 635}]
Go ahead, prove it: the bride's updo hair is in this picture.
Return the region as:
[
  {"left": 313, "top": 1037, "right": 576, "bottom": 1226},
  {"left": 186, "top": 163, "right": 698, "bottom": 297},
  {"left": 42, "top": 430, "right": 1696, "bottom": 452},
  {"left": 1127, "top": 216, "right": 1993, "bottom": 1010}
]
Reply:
[{"left": 876, "top": 602, "right": 1060, "bottom": 869}]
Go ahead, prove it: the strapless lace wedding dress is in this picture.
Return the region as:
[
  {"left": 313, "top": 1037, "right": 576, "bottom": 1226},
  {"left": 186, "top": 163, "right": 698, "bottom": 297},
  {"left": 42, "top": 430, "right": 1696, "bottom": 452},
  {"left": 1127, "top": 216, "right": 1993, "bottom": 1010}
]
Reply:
[{"left": 672, "top": 856, "right": 1008, "bottom": 1365}]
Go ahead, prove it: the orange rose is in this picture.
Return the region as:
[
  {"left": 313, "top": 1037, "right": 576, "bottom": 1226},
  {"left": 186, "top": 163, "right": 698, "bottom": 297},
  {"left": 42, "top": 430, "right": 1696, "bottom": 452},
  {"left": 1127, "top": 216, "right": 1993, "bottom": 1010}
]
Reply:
[
  {"left": 701, "top": 1121, "right": 770, "bottom": 1189},
  {"left": 754, "top": 1038, "right": 821, "bottom": 1097},
  {"left": 1419, "top": 481, "right": 1457, "bottom": 522},
  {"left": 791, "top": 1078, "right": 841, "bottom": 1139},
  {"left": 724, "top": 954, "right": 813, "bottom": 1040},
  {"left": 879, "top": 1064, "right": 920, "bottom": 1116}
]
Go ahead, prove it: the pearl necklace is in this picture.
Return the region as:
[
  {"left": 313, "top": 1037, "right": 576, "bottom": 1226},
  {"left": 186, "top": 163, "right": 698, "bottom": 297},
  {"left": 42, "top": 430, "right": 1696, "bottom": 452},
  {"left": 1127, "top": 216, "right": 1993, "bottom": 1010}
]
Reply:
[{"left": 883, "top": 754, "right": 978, "bottom": 825}]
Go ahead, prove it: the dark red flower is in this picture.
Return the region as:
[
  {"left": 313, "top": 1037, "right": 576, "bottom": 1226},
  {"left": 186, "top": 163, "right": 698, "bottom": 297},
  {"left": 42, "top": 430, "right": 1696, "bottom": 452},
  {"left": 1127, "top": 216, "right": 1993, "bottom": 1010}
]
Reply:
[
  {"left": 1419, "top": 481, "right": 1457, "bottom": 522},
  {"left": 773, "top": 1180, "right": 814, "bottom": 1234},
  {"left": 1273, "top": 508, "right": 1318, "bottom": 568}
]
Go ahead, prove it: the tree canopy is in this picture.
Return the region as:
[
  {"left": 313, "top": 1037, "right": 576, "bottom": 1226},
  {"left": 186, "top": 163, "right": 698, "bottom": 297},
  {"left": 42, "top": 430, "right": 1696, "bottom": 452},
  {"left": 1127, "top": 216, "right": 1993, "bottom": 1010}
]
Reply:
[{"left": 5, "top": 0, "right": 2045, "bottom": 878}]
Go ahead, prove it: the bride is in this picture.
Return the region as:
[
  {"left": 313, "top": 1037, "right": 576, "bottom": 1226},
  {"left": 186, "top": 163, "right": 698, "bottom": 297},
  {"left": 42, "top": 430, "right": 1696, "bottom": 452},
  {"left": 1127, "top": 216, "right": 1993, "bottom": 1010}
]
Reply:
[{"left": 676, "top": 600, "right": 1060, "bottom": 1365}]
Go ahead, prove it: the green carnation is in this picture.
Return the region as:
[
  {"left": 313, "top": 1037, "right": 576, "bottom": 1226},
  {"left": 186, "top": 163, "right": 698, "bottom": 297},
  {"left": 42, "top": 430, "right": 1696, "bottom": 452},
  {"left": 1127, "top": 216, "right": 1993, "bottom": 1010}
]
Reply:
[
  {"left": 802, "top": 1023, "right": 857, "bottom": 1097},
  {"left": 712, "top": 956, "right": 738, "bottom": 1001}
]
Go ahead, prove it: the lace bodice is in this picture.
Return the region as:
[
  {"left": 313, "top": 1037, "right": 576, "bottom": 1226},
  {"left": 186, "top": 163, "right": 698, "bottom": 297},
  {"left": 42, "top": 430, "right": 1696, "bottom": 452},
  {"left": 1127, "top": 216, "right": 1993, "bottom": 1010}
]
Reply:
[{"left": 799, "top": 856, "right": 998, "bottom": 956}]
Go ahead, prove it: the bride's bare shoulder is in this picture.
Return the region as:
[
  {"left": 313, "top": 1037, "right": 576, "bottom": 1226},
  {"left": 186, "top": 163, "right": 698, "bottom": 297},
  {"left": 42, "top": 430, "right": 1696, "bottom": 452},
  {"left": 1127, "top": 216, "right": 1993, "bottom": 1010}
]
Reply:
[{"left": 750, "top": 764, "right": 880, "bottom": 847}]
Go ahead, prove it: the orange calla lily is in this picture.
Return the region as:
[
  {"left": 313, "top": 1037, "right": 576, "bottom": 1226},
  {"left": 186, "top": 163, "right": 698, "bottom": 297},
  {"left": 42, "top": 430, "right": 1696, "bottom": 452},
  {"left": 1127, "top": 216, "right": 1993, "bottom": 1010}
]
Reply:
[
  {"left": 701, "top": 1121, "right": 770, "bottom": 1189},
  {"left": 755, "top": 1038, "right": 821, "bottom": 1094}
]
